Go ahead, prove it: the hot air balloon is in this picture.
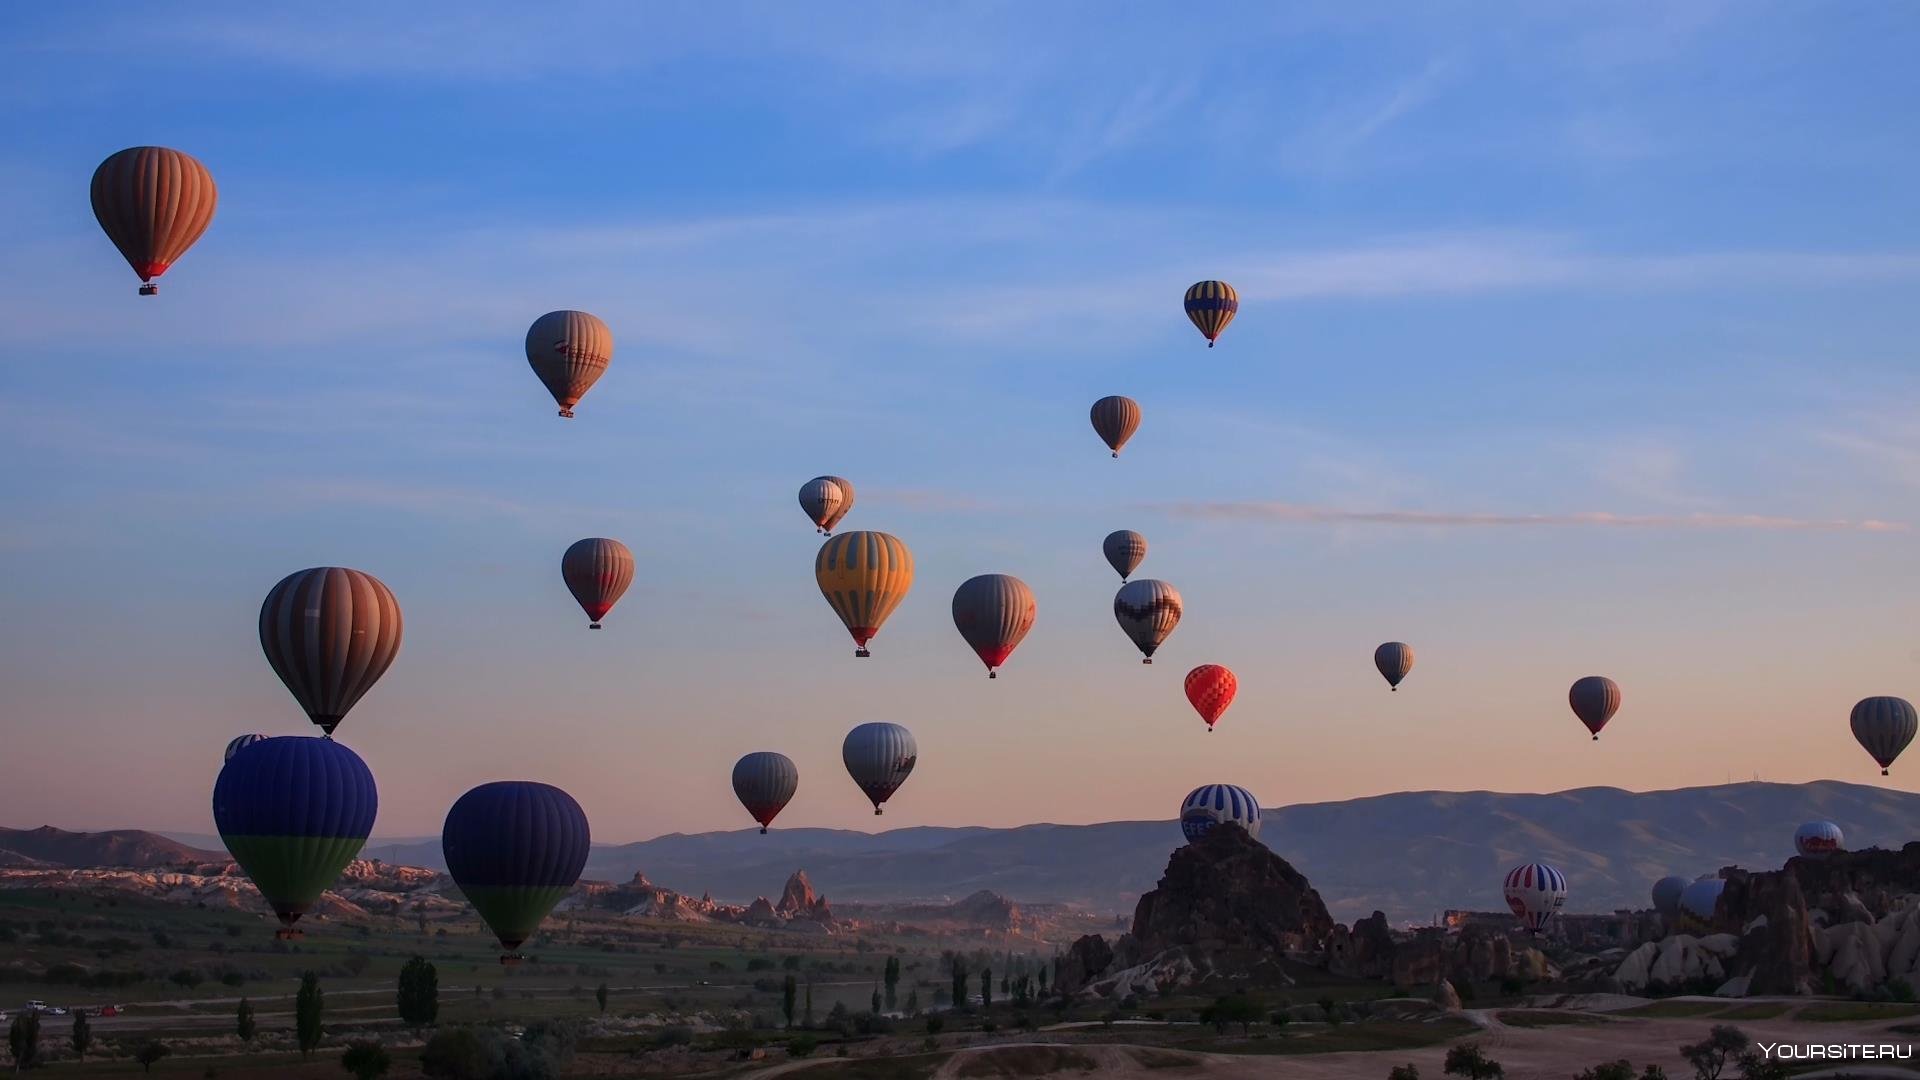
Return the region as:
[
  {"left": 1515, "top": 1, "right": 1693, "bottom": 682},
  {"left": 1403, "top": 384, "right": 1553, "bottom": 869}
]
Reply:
[
  {"left": 1090, "top": 396, "right": 1141, "bottom": 457},
  {"left": 843, "top": 722, "right": 916, "bottom": 815},
  {"left": 1679, "top": 877, "right": 1725, "bottom": 922},
  {"left": 1851, "top": 696, "right": 1918, "bottom": 775},
  {"left": 1103, "top": 530, "right": 1147, "bottom": 581},
  {"left": 525, "top": 310, "right": 613, "bottom": 418},
  {"left": 90, "top": 147, "right": 217, "bottom": 296},
  {"left": 259, "top": 568, "right": 402, "bottom": 736},
  {"left": 213, "top": 737, "right": 375, "bottom": 938},
  {"left": 1569, "top": 676, "right": 1621, "bottom": 740},
  {"left": 561, "top": 538, "right": 634, "bottom": 629},
  {"left": 1651, "top": 875, "right": 1687, "bottom": 916},
  {"left": 951, "top": 574, "right": 1036, "bottom": 678},
  {"left": 442, "top": 781, "right": 590, "bottom": 964},
  {"left": 1179, "top": 784, "right": 1261, "bottom": 844},
  {"left": 1114, "top": 579, "right": 1181, "bottom": 664},
  {"left": 799, "top": 477, "right": 855, "bottom": 535},
  {"left": 1183, "top": 280, "right": 1239, "bottom": 347},
  {"left": 1793, "top": 821, "right": 1845, "bottom": 858},
  {"left": 1183, "top": 665, "right": 1236, "bottom": 732},
  {"left": 1502, "top": 863, "right": 1567, "bottom": 932},
  {"left": 224, "top": 733, "right": 267, "bottom": 762},
  {"left": 1374, "top": 642, "right": 1414, "bottom": 691},
  {"left": 732, "top": 752, "right": 799, "bottom": 834},
  {"left": 815, "top": 531, "right": 913, "bottom": 657}
]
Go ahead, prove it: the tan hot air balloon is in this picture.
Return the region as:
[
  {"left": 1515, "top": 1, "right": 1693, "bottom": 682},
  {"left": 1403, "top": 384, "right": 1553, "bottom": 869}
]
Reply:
[
  {"left": 525, "top": 310, "right": 613, "bottom": 418},
  {"left": 1090, "top": 396, "right": 1142, "bottom": 457},
  {"left": 258, "top": 567, "right": 403, "bottom": 736},
  {"left": 815, "top": 531, "right": 913, "bottom": 657},
  {"left": 90, "top": 147, "right": 218, "bottom": 296},
  {"left": 560, "top": 538, "right": 635, "bottom": 629}
]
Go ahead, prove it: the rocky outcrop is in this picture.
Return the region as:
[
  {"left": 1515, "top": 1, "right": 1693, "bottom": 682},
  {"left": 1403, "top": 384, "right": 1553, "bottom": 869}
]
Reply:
[
  {"left": 1612, "top": 933, "right": 1742, "bottom": 991},
  {"left": 1130, "top": 824, "right": 1334, "bottom": 964},
  {"left": 1054, "top": 934, "right": 1115, "bottom": 995},
  {"left": 1703, "top": 842, "right": 1920, "bottom": 995},
  {"left": 775, "top": 871, "right": 833, "bottom": 922},
  {"left": 1433, "top": 978, "right": 1462, "bottom": 1010},
  {"left": 1326, "top": 911, "right": 1397, "bottom": 979}
]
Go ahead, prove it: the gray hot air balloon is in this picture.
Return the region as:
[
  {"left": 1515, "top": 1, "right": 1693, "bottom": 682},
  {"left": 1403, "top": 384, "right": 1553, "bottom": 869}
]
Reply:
[
  {"left": 1851, "top": 696, "right": 1918, "bottom": 776},
  {"left": 259, "top": 567, "right": 403, "bottom": 736},
  {"left": 1102, "top": 530, "right": 1147, "bottom": 581},
  {"left": 1089, "top": 396, "right": 1141, "bottom": 457},
  {"left": 1569, "top": 675, "right": 1621, "bottom": 740},
  {"left": 951, "top": 574, "right": 1036, "bottom": 678},
  {"left": 561, "top": 537, "right": 634, "bottom": 629},
  {"left": 842, "top": 722, "right": 917, "bottom": 815},
  {"left": 1374, "top": 642, "right": 1414, "bottom": 691},
  {"left": 732, "top": 752, "right": 799, "bottom": 834},
  {"left": 1650, "top": 875, "right": 1687, "bottom": 916},
  {"left": 799, "top": 476, "right": 854, "bottom": 535},
  {"left": 1113, "top": 579, "right": 1181, "bottom": 664},
  {"left": 1679, "top": 877, "right": 1725, "bottom": 922},
  {"left": 525, "top": 310, "right": 613, "bottom": 418},
  {"left": 1793, "top": 821, "right": 1844, "bottom": 858}
]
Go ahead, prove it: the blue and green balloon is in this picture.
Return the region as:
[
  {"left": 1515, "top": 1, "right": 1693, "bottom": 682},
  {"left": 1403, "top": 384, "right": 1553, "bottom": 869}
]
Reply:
[{"left": 213, "top": 736, "right": 377, "bottom": 934}]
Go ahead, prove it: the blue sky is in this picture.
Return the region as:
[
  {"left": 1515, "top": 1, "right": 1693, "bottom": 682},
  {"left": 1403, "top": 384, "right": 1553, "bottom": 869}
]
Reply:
[{"left": 3, "top": 3, "right": 1919, "bottom": 841}]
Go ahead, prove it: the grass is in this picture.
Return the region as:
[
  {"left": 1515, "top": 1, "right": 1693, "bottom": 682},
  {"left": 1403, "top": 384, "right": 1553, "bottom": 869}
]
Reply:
[
  {"left": 1795, "top": 1001, "right": 1920, "bottom": 1022},
  {"left": 1715, "top": 1003, "right": 1790, "bottom": 1020},
  {"left": 954, "top": 1045, "right": 1100, "bottom": 1076},
  {"left": 1204, "top": 1017, "right": 1480, "bottom": 1056},
  {"left": 1496, "top": 1009, "right": 1605, "bottom": 1027},
  {"left": 786, "top": 1053, "right": 954, "bottom": 1080},
  {"left": 1615, "top": 1000, "right": 1731, "bottom": 1018}
]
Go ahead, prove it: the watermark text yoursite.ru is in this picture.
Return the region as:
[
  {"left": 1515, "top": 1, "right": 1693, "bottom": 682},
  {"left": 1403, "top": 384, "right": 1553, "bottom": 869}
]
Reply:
[{"left": 1757, "top": 1042, "right": 1913, "bottom": 1061}]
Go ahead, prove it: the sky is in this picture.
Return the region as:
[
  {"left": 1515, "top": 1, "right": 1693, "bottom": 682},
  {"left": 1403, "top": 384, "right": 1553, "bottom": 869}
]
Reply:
[{"left": 3, "top": 3, "right": 1919, "bottom": 841}]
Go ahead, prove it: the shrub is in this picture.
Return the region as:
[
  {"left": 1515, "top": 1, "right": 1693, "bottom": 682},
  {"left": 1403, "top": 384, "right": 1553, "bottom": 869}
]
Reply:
[
  {"left": 341, "top": 1039, "right": 391, "bottom": 1079},
  {"left": 787, "top": 1034, "right": 818, "bottom": 1057},
  {"left": 653, "top": 1025, "right": 694, "bottom": 1048},
  {"left": 1390, "top": 1067, "right": 1421, "bottom": 1080},
  {"left": 1444, "top": 1043, "right": 1504, "bottom": 1080}
]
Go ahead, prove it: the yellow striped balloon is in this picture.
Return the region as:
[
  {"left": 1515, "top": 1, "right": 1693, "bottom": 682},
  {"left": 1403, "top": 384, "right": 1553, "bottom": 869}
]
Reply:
[
  {"left": 815, "top": 531, "right": 914, "bottom": 657},
  {"left": 1183, "top": 280, "right": 1239, "bottom": 346}
]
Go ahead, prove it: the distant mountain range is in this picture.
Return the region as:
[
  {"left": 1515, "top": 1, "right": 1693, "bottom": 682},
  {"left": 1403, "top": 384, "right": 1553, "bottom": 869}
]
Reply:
[
  {"left": 0, "top": 825, "right": 223, "bottom": 869},
  {"left": 37, "top": 780, "right": 1920, "bottom": 923}
]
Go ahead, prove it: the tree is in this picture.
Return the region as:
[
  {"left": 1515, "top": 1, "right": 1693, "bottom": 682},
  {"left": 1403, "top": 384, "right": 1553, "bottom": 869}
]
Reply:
[
  {"left": 1734, "top": 1051, "right": 1788, "bottom": 1080},
  {"left": 8, "top": 1010, "right": 40, "bottom": 1071},
  {"left": 952, "top": 958, "right": 969, "bottom": 1012},
  {"left": 341, "top": 1039, "right": 392, "bottom": 1079},
  {"left": 134, "top": 1040, "right": 171, "bottom": 1073},
  {"left": 344, "top": 952, "right": 372, "bottom": 976},
  {"left": 71, "top": 1009, "right": 91, "bottom": 1061},
  {"left": 884, "top": 956, "right": 900, "bottom": 1011},
  {"left": 1390, "top": 1067, "right": 1421, "bottom": 1080},
  {"left": 782, "top": 975, "right": 798, "bottom": 1029},
  {"left": 237, "top": 997, "right": 257, "bottom": 1044},
  {"left": 905, "top": 989, "right": 919, "bottom": 1015},
  {"left": 1680, "top": 1026, "right": 1750, "bottom": 1080},
  {"left": 1038, "top": 966, "right": 1048, "bottom": 995},
  {"left": 872, "top": 986, "right": 882, "bottom": 1014},
  {"left": 1204, "top": 994, "right": 1262, "bottom": 1035},
  {"left": 1643, "top": 1068, "right": 1669, "bottom": 1080},
  {"left": 1577, "top": 1062, "right": 1636, "bottom": 1080},
  {"left": 803, "top": 978, "right": 815, "bottom": 1028},
  {"left": 1444, "top": 1043, "right": 1505, "bottom": 1080},
  {"left": 595, "top": 982, "right": 609, "bottom": 1014},
  {"left": 926, "top": 1014, "right": 945, "bottom": 1036},
  {"left": 297, "top": 969, "right": 325, "bottom": 1058},
  {"left": 419, "top": 1027, "right": 505, "bottom": 1079},
  {"left": 397, "top": 956, "right": 439, "bottom": 1027},
  {"left": 981, "top": 966, "right": 992, "bottom": 1010}
]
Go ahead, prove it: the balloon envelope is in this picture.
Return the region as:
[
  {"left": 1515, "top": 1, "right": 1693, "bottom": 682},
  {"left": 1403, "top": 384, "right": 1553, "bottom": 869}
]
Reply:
[
  {"left": 91, "top": 147, "right": 217, "bottom": 294},
  {"left": 561, "top": 538, "right": 634, "bottom": 629},
  {"left": 213, "top": 737, "right": 376, "bottom": 929},
  {"left": 1089, "top": 396, "right": 1141, "bottom": 457},
  {"left": 1179, "top": 784, "right": 1261, "bottom": 844},
  {"left": 951, "top": 574, "right": 1036, "bottom": 676},
  {"left": 224, "top": 733, "right": 268, "bottom": 762},
  {"left": 1568, "top": 676, "right": 1621, "bottom": 739},
  {"left": 843, "top": 722, "right": 917, "bottom": 814},
  {"left": 1502, "top": 863, "right": 1567, "bottom": 931},
  {"left": 1102, "top": 530, "right": 1147, "bottom": 581},
  {"left": 442, "top": 782, "right": 590, "bottom": 954},
  {"left": 799, "top": 477, "right": 854, "bottom": 534},
  {"left": 1680, "top": 877, "right": 1725, "bottom": 921},
  {"left": 259, "top": 567, "right": 403, "bottom": 736},
  {"left": 525, "top": 310, "right": 613, "bottom": 418},
  {"left": 1793, "top": 821, "right": 1845, "bottom": 858},
  {"left": 1374, "top": 642, "right": 1414, "bottom": 690},
  {"left": 1114, "top": 579, "right": 1181, "bottom": 663},
  {"left": 732, "top": 752, "right": 799, "bottom": 834},
  {"left": 815, "top": 532, "right": 914, "bottom": 657},
  {"left": 1651, "top": 875, "right": 1687, "bottom": 916},
  {"left": 1184, "top": 665, "right": 1237, "bottom": 730},
  {"left": 1851, "top": 696, "right": 1918, "bottom": 775},
  {"left": 1183, "top": 280, "right": 1239, "bottom": 346}
]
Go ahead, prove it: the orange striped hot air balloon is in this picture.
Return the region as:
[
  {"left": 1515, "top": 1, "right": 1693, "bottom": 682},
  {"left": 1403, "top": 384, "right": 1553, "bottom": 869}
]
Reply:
[
  {"left": 815, "top": 531, "right": 913, "bottom": 657},
  {"left": 1184, "top": 664, "right": 1237, "bottom": 732},
  {"left": 1090, "top": 396, "right": 1141, "bottom": 457},
  {"left": 525, "top": 310, "right": 613, "bottom": 418},
  {"left": 258, "top": 568, "right": 402, "bottom": 736},
  {"left": 90, "top": 147, "right": 218, "bottom": 296},
  {"left": 1183, "top": 280, "right": 1238, "bottom": 346}
]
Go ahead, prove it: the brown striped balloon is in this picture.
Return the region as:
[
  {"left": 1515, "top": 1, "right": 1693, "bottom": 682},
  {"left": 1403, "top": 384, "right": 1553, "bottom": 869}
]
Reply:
[
  {"left": 258, "top": 567, "right": 403, "bottom": 735},
  {"left": 561, "top": 538, "right": 635, "bottom": 629},
  {"left": 1568, "top": 675, "right": 1621, "bottom": 740},
  {"left": 90, "top": 147, "right": 218, "bottom": 296},
  {"left": 1090, "top": 395, "right": 1141, "bottom": 457},
  {"left": 525, "top": 310, "right": 613, "bottom": 418},
  {"left": 950, "top": 573, "right": 1036, "bottom": 678}
]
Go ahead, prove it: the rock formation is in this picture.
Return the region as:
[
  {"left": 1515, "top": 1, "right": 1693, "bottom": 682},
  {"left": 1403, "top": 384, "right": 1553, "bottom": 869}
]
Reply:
[{"left": 775, "top": 870, "right": 834, "bottom": 922}]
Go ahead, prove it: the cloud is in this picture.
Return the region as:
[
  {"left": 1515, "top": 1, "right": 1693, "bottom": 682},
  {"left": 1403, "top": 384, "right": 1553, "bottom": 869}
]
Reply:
[{"left": 1148, "top": 500, "right": 1906, "bottom": 533}]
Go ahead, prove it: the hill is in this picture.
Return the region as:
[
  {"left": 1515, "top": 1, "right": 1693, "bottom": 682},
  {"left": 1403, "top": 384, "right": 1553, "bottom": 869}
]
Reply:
[
  {"left": 0, "top": 825, "right": 225, "bottom": 868},
  {"left": 206, "top": 780, "right": 1916, "bottom": 922}
]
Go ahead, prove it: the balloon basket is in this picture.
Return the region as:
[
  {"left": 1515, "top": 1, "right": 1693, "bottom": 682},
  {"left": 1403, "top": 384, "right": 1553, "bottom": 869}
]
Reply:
[
  {"left": 855, "top": 648, "right": 871, "bottom": 658},
  {"left": 873, "top": 807, "right": 883, "bottom": 816},
  {"left": 589, "top": 623, "right": 602, "bottom": 630},
  {"left": 988, "top": 671, "right": 997, "bottom": 679},
  {"left": 274, "top": 928, "right": 305, "bottom": 941},
  {"left": 759, "top": 826, "right": 768, "bottom": 835},
  {"left": 499, "top": 954, "right": 524, "bottom": 967},
  {"left": 138, "top": 283, "right": 158, "bottom": 296},
  {"left": 1142, "top": 658, "right": 1153, "bottom": 665},
  {"left": 557, "top": 408, "right": 574, "bottom": 418}
]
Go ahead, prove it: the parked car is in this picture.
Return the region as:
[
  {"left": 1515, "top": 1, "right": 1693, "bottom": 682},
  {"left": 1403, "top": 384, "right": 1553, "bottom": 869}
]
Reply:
[{"left": 98, "top": 1004, "right": 119, "bottom": 1017}]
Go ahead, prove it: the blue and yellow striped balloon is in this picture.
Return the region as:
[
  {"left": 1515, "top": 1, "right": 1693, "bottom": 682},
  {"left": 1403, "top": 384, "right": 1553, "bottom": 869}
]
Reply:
[{"left": 1183, "top": 280, "right": 1239, "bottom": 346}]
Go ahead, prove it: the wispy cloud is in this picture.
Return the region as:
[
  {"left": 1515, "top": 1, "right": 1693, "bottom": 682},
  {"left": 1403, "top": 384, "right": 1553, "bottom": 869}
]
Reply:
[
  {"left": 1279, "top": 56, "right": 1460, "bottom": 175},
  {"left": 1148, "top": 500, "right": 1906, "bottom": 533}
]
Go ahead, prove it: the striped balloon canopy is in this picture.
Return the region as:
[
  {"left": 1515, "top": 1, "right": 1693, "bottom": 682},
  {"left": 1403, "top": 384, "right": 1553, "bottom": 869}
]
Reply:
[
  {"left": 525, "top": 310, "right": 613, "bottom": 418},
  {"left": 561, "top": 538, "right": 634, "bottom": 629},
  {"left": 213, "top": 736, "right": 377, "bottom": 936},
  {"left": 951, "top": 574, "right": 1036, "bottom": 678},
  {"left": 1114, "top": 579, "right": 1181, "bottom": 664},
  {"left": 1851, "top": 696, "right": 1918, "bottom": 776},
  {"left": 799, "top": 476, "right": 855, "bottom": 535},
  {"left": 91, "top": 146, "right": 217, "bottom": 295},
  {"left": 258, "top": 567, "right": 402, "bottom": 737},
  {"left": 1102, "top": 530, "right": 1147, "bottom": 581},
  {"left": 1374, "top": 642, "right": 1415, "bottom": 691},
  {"left": 1568, "top": 676, "right": 1621, "bottom": 740},
  {"left": 224, "top": 733, "right": 268, "bottom": 762},
  {"left": 1089, "top": 396, "right": 1141, "bottom": 457},
  {"left": 732, "top": 752, "right": 799, "bottom": 834},
  {"left": 1182, "top": 280, "right": 1239, "bottom": 346},
  {"left": 815, "top": 531, "right": 913, "bottom": 658},
  {"left": 843, "top": 722, "right": 917, "bottom": 815},
  {"left": 442, "top": 781, "right": 590, "bottom": 961},
  {"left": 1179, "top": 784, "right": 1261, "bottom": 844},
  {"left": 1501, "top": 862, "right": 1567, "bottom": 932}
]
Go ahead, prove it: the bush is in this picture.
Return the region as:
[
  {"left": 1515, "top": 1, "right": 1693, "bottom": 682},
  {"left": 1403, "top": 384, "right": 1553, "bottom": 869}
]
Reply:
[
  {"left": 341, "top": 1039, "right": 391, "bottom": 1079},
  {"left": 653, "top": 1025, "right": 694, "bottom": 1048},
  {"left": 1444, "top": 1043, "right": 1504, "bottom": 1080},
  {"left": 980, "top": 1018, "right": 998, "bottom": 1032},
  {"left": 787, "top": 1034, "right": 818, "bottom": 1057},
  {"left": 135, "top": 1039, "right": 171, "bottom": 1073},
  {"left": 1576, "top": 1062, "right": 1635, "bottom": 1080},
  {"left": 1270, "top": 1010, "right": 1291, "bottom": 1028},
  {"left": 925, "top": 1015, "right": 945, "bottom": 1035},
  {"left": 1391, "top": 1067, "right": 1421, "bottom": 1080}
]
